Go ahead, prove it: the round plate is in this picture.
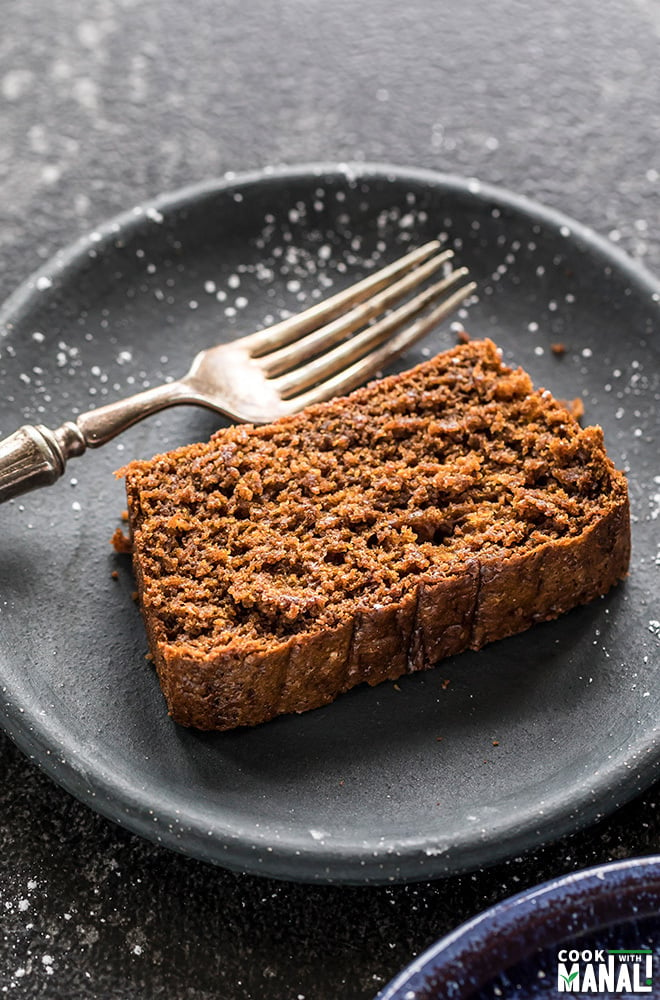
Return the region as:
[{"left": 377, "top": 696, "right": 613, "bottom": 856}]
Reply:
[
  {"left": 377, "top": 856, "right": 660, "bottom": 998},
  {"left": 0, "top": 164, "right": 658, "bottom": 884}
]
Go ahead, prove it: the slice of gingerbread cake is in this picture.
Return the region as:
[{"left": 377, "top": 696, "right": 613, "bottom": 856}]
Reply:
[{"left": 119, "top": 338, "right": 630, "bottom": 730}]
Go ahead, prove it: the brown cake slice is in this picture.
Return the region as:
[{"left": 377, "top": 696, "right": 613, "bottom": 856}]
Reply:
[{"left": 119, "top": 338, "right": 630, "bottom": 731}]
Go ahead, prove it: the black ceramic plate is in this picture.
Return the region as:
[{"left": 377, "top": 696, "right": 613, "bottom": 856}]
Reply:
[{"left": 0, "top": 164, "right": 659, "bottom": 884}]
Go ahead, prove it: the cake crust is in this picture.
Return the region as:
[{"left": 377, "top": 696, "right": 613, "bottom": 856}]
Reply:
[{"left": 121, "top": 339, "right": 631, "bottom": 730}]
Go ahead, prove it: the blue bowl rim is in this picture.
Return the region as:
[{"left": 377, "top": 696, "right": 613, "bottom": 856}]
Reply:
[{"left": 377, "top": 855, "right": 660, "bottom": 999}]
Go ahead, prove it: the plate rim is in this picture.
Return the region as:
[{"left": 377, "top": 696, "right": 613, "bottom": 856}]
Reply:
[
  {"left": 3, "top": 161, "right": 660, "bottom": 332},
  {"left": 1, "top": 161, "right": 659, "bottom": 884}
]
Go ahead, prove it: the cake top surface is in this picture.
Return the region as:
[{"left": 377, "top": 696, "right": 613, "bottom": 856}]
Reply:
[{"left": 121, "top": 339, "right": 626, "bottom": 655}]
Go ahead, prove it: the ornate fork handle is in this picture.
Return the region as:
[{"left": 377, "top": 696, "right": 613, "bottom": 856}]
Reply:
[{"left": 0, "top": 381, "right": 201, "bottom": 504}]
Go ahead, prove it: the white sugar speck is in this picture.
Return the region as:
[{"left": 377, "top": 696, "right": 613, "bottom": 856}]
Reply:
[
  {"left": 204, "top": 281, "right": 216, "bottom": 294},
  {"left": 77, "top": 20, "right": 103, "bottom": 47},
  {"left": 2, "top": 69, "right": 34, "bottom": 101},
  {"left": 36, "top": 275, "right": 52, "bottom": 291}
]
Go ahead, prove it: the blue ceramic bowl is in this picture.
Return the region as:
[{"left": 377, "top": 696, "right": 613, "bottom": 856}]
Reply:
[{"left": 377, "top": 856, "right": 660, "bottom": 999}]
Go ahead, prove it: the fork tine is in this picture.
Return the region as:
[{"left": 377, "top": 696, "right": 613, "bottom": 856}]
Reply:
[
  {"left": 274, "top": 268, "right": 469, "bottom": 398},
  {"left": 282, "top": 281, "right": 477, "bottom": 410},
  {"left": 243, "top": 241, "right": 444, "bottom": 356},
  {"left": 260, "top": 250, "right": 454, "bottom": 378}
]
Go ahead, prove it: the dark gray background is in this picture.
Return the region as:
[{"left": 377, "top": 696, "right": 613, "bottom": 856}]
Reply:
[{"left": 1, "top": 0, "right": 659, "bottom": 997}]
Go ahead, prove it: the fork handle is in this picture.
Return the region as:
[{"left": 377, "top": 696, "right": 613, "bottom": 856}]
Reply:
[
  {"left": 0, "top": 423, "right": 82, "bottom": 503},
  {"left": 0, "top": 381, "right": 200, "bottom": 504}
]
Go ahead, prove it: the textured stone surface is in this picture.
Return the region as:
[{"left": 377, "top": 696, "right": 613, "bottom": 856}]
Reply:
[{"left": 1, "top": 0, "right": 659, "bottom": 996}]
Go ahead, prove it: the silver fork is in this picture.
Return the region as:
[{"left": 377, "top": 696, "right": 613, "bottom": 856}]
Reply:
[{"left": 0, "top": 241, "right": 475, "bottom": 503}]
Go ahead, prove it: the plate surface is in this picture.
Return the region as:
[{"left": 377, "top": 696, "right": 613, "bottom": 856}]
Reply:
[
  {"left": 377, "top": 856, "right": 660, "bottom": 998},
  {"left": 0, "top": 164, "right": 659, "bottom": 884}
]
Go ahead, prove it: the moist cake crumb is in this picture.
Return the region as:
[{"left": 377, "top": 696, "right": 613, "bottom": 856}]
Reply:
[
  {"left": 110, "top": 527, "right": 132, "bottom": 554},
  {"left": 119, "top": 338, "right": 630, "bottom": 730}
]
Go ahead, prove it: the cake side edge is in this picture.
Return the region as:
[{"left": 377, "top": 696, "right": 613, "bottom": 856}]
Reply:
[{"left": 130, "top": 480, "right": 630, "bottom": 731}]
